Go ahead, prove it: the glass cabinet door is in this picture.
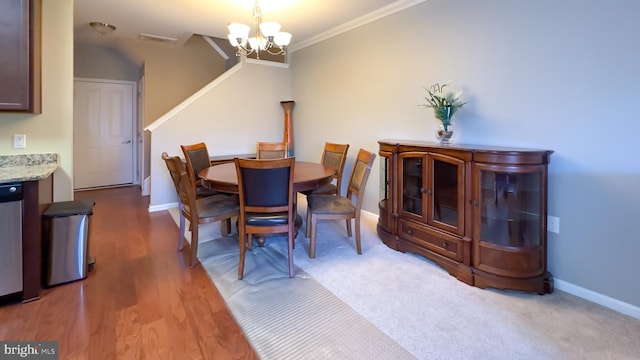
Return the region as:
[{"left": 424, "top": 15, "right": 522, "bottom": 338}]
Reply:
[
  {"left": 379, "top": 152, "right": 390, "bottom": 209},
  {"left": 428, "top": 153, "right": 465, "bottom": 235},
  {"left": 378, "top": 151, "right": 393, "bottom": 233},
  {"left": 477, "top": 168, "right": 543, "bottom": 247},
  {"left": 399, "top": 153, "right": 425, "bottom": 219}
]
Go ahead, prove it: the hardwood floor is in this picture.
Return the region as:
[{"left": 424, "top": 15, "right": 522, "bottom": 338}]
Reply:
[{"left": 0, "top": 186, "right": 258, "bottom": 360}]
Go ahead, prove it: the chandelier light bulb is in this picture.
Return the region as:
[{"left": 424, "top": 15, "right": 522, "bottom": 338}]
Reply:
[
  {"left": 228, "top": 34, "right": 242, "bottom": 47},
  {"left": 248, "top": 37, "right": 268, "bottom": 51},
  {"left": 228, "top": 23, "right": 250, "bottom": 41},
  {"left": 248, "top": 37, "right": 258, "bottom": 50},
  {"left": 274, "top": 32, "right": 292, "bottom": 46},
  {"left": 259, "top": 21, "right": 281, "bottom": 37}
]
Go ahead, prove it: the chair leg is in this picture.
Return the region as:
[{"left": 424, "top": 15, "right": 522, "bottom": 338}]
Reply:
[
  {"left": 221, "top": 218, "right": 232, "bottom": 236},
  {"left": 190, "top": 223, "right": 199, "bottom": 268},
  {"left": 346, "top": 218, "right": 353, "bottom": 237},
  {"left": 288, "top": 231, "right": 294, "bottom": 278},
  {"left": 178, "top": 204, "right": 186, "bottom": 251},
  {"left": 309, "top": 215, "right": 318, "bottom": 258},
  {"left": 305, "top": 207, "right": 311, "bottom": 238},
  {"left": 238, "top": 232, "right": 246, "bottom": 280},
  {"left": 355, "top": 215, "right": 362, "bottom": 255}
]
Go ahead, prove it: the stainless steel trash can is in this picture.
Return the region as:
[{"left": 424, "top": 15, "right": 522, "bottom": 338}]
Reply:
[{"left": 43, "top": 200, "right": 95, "bottom": 287}]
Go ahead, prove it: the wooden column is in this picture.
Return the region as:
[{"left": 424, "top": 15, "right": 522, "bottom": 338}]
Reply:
[{"left": 281, "top": 100, "right": 295, "bottom": 157}]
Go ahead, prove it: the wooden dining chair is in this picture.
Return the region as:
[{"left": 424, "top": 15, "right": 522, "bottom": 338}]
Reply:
[
  {"left": 303, "top": 142, "right": 349, "bottom": 196},
  {"left": 180, "top": 142, "right": 220, "bottom": 198},
  {"left": 305, "top": 149, "right": 376, "bottom": 258},
  {"left": 162, "top": 152, "right": 240, "bottom": 267},
  {"left": 256, "top": 141, "right": 287, "bottom": 159},
  {"left": 235, "top": 157, "right": 296, "bottom": 279}
]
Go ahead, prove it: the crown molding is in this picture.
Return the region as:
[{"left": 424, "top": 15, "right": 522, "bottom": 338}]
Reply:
[{"left": 289, "top": 0, "right": 426, "bottom": 52}]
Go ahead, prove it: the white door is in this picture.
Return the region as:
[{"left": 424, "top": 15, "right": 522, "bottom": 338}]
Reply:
[{"left": 74, "top": 79, "right": 136, "bottom": 189}]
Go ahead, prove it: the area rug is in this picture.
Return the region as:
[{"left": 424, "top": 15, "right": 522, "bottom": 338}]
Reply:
[
  {"left": 196, "top": 236, "right": 414, "bottom": 360},
  {"left": 170, "top": 196, "right": 640, "bottom": 360}
]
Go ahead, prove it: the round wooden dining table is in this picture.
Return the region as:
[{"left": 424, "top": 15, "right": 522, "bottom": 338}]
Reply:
[
  {"left": 199, "top": 160, "right": 336, "bottom": 234},
  {"left": 198, "top": 160, "right": 335, "bottom": 194}
]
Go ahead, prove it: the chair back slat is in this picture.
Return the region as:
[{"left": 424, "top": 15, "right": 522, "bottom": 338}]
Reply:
[
  {"left": 162, "top": 152, "right": 197, "bottom": 217},
  {"left": 256, "top": 142, "right": 288, "bottom": 159},
  {"left": 347, "top": 149, "right": 376, "bottom": 206},
  {"left": 317, "top": 142, "right": 349, "bottom": 196},
  {"left": 323, "top": 152, "right": 343, "bottom": 171},
  {"left": 181, "top": 143, "right": 210, "bottom": 187}
]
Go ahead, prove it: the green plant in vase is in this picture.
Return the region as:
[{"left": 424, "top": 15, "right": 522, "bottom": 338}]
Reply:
[{"left": 420, "top": 82, "right": 466, "bottom": 144}]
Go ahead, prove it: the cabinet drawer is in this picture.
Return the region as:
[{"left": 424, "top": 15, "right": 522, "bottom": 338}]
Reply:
[
  {"left": 476, "top": 242, "right": 543, "bottom": 278},
  {"left": 398, "top": 219, "right": 462, "bottom": 261}
]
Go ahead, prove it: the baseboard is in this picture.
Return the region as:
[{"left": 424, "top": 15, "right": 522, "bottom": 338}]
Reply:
[
  {"left": 141, "top": 176, "right": 150, "bottom": 196},
  {"left": 148, "top": 202, "right": 178, "bottom": 213},
  {"left": 554, "top": 279, "right": 640, "bottom": 320}
]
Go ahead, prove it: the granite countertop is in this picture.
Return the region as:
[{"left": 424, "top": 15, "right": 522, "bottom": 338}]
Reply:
[{"left": 0, "top": 153, "right": 59, "bottom": 183}]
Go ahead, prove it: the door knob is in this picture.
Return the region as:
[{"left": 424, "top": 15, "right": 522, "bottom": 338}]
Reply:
[{"left": 122, "top": 140, "right": 132, "bottom": 144}]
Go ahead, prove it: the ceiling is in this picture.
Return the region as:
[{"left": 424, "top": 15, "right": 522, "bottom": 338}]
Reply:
[{"left": 74, "top": 0, "right": 410, "bottom": 49}]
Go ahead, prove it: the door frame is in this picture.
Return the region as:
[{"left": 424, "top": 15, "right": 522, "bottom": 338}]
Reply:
[
  {"left": 137, "top": 75, "right": 146, "bottom": 195},
  {"left": 73, "top": 77, "right": 140, "bottom": 188}
]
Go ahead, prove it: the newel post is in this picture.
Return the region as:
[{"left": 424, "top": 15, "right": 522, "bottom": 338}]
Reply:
[{"left": 281, "top": 100, "right": 295, "bottom": 157}]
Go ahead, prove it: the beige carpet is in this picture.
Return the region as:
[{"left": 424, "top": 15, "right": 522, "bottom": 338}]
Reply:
[{"left": 169, "top": 195, "right": 640, "bottom": 360}]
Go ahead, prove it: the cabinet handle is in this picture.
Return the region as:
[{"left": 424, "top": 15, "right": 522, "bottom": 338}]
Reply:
[
  {"left": 472, "top": 200, "right": 479, "bottom": 206},
  {"left": 442, "top": 242, "right": 448, "bottom": 248},
  {"left": 406, "top": 229, "right": 413, "bottom": 235}
]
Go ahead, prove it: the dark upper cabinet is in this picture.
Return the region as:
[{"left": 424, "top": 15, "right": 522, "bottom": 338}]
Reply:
[{"left": 0, "top": 0, "right": 41, "bottom": 113}]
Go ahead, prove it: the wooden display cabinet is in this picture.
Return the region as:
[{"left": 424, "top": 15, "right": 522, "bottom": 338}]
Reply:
[{"left": 377, "top": 140, "right": 553, "bottom": 294}]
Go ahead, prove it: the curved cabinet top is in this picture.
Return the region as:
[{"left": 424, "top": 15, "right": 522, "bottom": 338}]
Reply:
[{"left": 378, "top": 139, "right": 553, "bottom": 165}]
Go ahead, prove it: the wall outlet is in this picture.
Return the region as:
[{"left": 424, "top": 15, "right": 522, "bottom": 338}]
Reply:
[
  {"left": 547, "top": 215, "right": 560, "bottom": 234},
  {"left": 13, "top": 134, "right": 26, "bottom": 149}
]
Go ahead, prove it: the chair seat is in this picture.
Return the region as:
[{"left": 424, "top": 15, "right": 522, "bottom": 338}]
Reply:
[
  {"left": 246, "top": 212, "right": 289, "bottom": 226},
  {"left": 196, "top": 184, "right": 219, "bottom": 198},
  {"left": 307, "top": 194, "right": 355, "bottom": 215},
  {"left": 302, "top": 183, "right": 337, "bottom": 196},
  {"left": 193, "top": 194, "right": 239, "bottom": 218}
]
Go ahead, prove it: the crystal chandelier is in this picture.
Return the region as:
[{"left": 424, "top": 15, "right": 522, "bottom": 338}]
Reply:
[{"left": 227, "top": 0, "right": 292, "bottom": 59}]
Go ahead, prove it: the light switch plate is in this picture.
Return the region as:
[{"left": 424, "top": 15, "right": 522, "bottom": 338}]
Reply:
[{"left": 13, "top": 134, "right": 26, "bottom": 149}]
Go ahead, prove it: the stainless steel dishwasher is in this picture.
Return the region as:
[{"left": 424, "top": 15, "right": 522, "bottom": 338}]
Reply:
[{"left": 0, "top": 183, "right": 23, "bottom": 297}]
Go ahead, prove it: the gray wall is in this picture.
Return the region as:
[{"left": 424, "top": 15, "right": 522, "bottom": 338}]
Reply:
[
  {"left": 291, "top": 0, "right": 640, "bottom": 309},
  {"left": 74, "top": 44, "right": 139, "bottom": 81}
]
